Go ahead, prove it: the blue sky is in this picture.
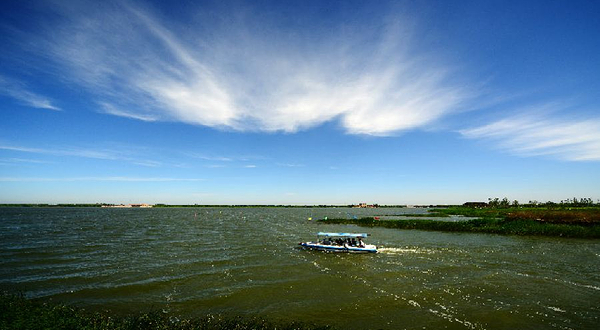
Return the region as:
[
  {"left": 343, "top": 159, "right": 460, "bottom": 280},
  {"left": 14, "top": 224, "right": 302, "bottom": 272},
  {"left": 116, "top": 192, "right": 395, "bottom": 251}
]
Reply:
[{"left": 1, "top": 0, "right": 599, "bottom": 205}]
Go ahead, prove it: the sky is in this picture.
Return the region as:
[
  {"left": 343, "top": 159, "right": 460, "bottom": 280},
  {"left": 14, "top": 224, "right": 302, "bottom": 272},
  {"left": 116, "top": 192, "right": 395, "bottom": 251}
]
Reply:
[{"left": 1, "top": 0, "right": 599, "bottom": 205}]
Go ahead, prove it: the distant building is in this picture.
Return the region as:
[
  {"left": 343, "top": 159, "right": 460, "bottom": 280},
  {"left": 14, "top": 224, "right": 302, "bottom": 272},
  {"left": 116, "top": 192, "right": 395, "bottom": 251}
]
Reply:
[
  {"left": 101, "top": 203, "right": 153, "bottom": 208},
  {"left": 352, "top": 202, "right": 379, "bottom": 208},
  {"left": 132, "top": 203, "right": 153, "bottom": 208}
]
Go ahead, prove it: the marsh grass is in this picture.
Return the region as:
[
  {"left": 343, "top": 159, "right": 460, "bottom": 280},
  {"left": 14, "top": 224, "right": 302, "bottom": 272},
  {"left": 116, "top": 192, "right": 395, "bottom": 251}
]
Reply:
[
  {"left": 0, "top": 293, "right": 335, "bottom": 330},
  {"left": 321, "top": 215, "right": 600, "bottom": 238}
]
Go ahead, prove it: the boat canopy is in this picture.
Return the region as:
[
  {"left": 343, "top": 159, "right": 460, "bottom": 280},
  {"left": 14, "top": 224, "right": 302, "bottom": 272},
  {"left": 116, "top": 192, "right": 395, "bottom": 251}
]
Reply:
[{"left": 317, "top": 232, "right": 368, "bottom": 238}]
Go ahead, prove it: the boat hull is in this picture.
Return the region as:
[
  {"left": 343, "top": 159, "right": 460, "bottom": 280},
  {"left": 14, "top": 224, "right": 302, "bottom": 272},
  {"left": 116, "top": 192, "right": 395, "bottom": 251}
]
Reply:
[{"left": 299, "top": 242, "right": 377, "bottom": 253}]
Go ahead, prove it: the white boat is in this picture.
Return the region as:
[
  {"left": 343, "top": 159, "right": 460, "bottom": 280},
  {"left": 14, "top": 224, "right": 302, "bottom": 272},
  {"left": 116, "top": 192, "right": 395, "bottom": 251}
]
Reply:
[{"left": 299, "top": 232, "right": 377, "bottom": 253}]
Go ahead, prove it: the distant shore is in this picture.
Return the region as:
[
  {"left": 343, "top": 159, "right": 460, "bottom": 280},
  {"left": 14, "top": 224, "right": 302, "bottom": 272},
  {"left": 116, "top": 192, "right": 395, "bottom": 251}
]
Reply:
[{"left": 0, "top": 204, "right": 412, "bottom": 208}]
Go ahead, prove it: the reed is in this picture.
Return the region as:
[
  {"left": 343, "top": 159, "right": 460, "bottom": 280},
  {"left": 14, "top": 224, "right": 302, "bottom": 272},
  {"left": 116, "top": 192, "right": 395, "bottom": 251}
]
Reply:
[
  {"left": 505, "top": 210, "right": 600, "bottom": 225},
  {"left": 429, "top": 206, "right": 600, "bottom": 225}
]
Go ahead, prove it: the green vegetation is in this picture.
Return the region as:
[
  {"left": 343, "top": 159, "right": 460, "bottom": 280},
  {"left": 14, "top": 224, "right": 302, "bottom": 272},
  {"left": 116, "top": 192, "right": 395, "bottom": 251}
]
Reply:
[
  {"left": 321, "top": 198, "right": 600, "bottom": 238},
  {"left": 0, "top": 293, "right": 334, "bottom": 330},
  {"left": 321, "top": 217, "right": 600, "bottom": 238},
  {"left": 485, "top": 197, "right": 598, "bottom": 209}
]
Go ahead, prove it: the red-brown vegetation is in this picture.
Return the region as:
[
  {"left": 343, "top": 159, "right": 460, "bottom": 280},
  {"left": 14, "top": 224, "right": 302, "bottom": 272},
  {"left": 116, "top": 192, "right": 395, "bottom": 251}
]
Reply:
[{"left": 506, "top": 210, "right": 600, "bottom": 225}]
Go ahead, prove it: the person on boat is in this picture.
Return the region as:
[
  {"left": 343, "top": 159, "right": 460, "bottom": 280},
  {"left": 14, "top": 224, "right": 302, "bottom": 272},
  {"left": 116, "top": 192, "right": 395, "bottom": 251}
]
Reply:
[
  {"left": 357, "top": 237, "right": 365, "bottom": 248},
  {"left": 351, "top": 238, "right": 357, "bottom": 246}
]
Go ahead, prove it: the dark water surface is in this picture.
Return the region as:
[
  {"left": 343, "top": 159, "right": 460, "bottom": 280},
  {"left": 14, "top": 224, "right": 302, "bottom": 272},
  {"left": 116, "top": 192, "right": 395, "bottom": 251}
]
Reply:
[{"left": 1, "top": 207, "right": 598, "bottom": 329}]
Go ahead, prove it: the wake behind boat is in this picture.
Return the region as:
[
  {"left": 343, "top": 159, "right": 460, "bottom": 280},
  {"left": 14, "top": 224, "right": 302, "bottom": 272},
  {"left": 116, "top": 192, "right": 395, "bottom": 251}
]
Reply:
[{"left": 299, "top": 232, "right": 377, "bottom": 253}]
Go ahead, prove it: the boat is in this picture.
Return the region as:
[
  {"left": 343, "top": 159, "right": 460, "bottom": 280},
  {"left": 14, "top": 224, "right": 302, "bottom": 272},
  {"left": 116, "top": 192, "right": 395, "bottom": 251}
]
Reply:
[{"left": 298, "top": 232, "right": 378, "bottom": 253}]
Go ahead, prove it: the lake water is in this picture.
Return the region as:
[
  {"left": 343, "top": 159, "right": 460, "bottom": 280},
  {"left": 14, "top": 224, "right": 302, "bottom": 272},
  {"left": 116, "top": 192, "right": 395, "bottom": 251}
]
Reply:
[{"left": 1, "top": 207, "right": 599, "bottom": 329}]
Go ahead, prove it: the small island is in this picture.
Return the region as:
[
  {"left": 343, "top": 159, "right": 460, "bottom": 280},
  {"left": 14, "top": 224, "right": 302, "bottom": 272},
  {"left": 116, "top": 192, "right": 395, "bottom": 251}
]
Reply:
[{"left": 319, "top": 197, "right": 600, "bottom": 239}]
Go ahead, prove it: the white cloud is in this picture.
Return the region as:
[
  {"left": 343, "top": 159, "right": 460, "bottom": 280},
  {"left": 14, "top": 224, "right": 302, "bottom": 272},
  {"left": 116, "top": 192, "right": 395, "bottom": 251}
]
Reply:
[
  {"left": 0, "top": 75, "right": 61, "bottom": 111},
  {"left": 43, "top": 1, "right": 470, "bottom": 136},
  {"left": 460, "top": 110, "right": 600, "bottom": 161}
]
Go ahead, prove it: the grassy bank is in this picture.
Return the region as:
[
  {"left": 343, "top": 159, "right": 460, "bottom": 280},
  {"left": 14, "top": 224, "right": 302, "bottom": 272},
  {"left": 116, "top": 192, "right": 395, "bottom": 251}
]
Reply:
[
  {"left": 0, "top": 293, "right": 334, "bottom": 330},
  {"left": 320, "top": 207, "right": 600, "bottom": 238}
]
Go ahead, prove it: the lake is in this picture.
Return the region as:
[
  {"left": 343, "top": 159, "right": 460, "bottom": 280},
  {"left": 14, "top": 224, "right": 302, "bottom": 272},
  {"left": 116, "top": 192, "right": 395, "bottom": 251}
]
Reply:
[{"left": 1, "top": 207, "right": 598, "bottom": 329}]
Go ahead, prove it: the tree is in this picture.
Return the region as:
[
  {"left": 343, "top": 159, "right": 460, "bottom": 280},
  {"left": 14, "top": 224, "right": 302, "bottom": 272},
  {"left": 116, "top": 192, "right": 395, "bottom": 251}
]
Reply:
[{"left": 488, "top": 198, "right": 500, "bottom": 208}]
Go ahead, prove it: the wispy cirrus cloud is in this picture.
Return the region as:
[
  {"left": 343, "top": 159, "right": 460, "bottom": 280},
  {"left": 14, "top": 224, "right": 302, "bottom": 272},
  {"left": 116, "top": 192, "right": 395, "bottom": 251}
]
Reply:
[
  {"left": 0, "top": 143, "right": 119, "bottom": 160},
  {"left": 277, "top": 163, "right": 305, "bottom": 168},
  {"left": 0, "top": 177, "right": 204, "bottom": 182},
  {"left": 99, "top": 102, "right": 158, "bottom": 122},
  {"left": 189, "top": 155, "right": 233, "bottom": 162},
  {"left": 460, "top": 108, "right": 600, "bottom": 161},
  {"left": 38, "top": 1, "right": 471, "bottom": 136},
  {"left": 186, "top": 152, "right": 266, "bottom": 163},
  {"left": 0, "top": 75, "right": 61, "bottom": 111},
  {"left": 204, "top": 164, "right": 226, "bottom": 169},
  {"left": 0, "top": 145, "right": 47, "bottom": 154},
  {"left": 0, "top": 158, "right": 54, "bottom": 166},
  {"left": 0, "top": 143, "right": 161, "bottom": 166}
]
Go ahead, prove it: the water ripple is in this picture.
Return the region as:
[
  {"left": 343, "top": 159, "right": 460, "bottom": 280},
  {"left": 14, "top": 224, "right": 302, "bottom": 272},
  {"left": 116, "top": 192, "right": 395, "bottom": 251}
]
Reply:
[{"left": 1, "top": 207, "right": 599, "bottom": 329}]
